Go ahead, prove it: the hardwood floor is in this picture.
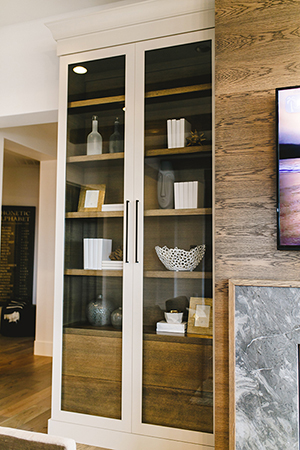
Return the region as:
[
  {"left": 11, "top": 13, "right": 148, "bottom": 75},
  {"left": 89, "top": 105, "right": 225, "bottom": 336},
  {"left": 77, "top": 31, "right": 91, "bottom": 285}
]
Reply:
[
  {"left": 0, "top": 335, "right": 107, "bottom": 450},
  {"left": 0, "top": 336, "right": 51, "bottom": 433}
]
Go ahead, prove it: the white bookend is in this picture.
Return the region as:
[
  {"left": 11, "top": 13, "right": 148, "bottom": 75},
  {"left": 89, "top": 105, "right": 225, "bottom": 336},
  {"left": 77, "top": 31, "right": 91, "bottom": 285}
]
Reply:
[
  {"left": 192, "top": 181, "right": 198, "bottom": 208},
  {"left": 174, "top": 183, "right": 179, "bottom": 209},
  {"left": 176, "top": 119, "right": 181, "bottom": 148},
  {"left": 171, "top": 119, "right": 177, "bottom": 148},
  {"left": 102, "top": 204, "right": 124, "bottom": 212},
  {"left": 167, "top": 119, "right": 172, "bottom": 148},
  {"left": 95, "top": 238, "right": 112, "bottom": 269},
  {"left": 174, "top": 181, "right": 198, "bottom": 209},
  {"left": 102, "top": 239, "right": 112, "bottom": 263},
  {"left": 83, "top": 238, "right": 91, "bottom": 270},
  {"left": 174, "top": 182, "right": 185, "bottom": 209},
  {"left": 183, "top": 181, "right": 189, "bottom": 208},
  {"left": 89, "top": 239, "right": 94, "bottom": 269},
  {"left": 179, "top": 118, "right": 191, "bottom": 147},
  {"left": 102, "top": 261, "right": 123, "bottom": 270},
  {"left": 94, "top": 239, "right": 99, "bottom": 269},
  {"left": 156, "top": 320, "right": 187, "bottom": 334},
  {"left": 186, "top": 181, "right": 198, "bottom": 208}
]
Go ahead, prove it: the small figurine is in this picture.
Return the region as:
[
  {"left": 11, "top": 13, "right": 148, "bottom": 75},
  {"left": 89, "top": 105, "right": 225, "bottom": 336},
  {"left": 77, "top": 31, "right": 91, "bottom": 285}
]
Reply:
[{"left": 186, "top": 130, "right": 206, "bottom": 146}]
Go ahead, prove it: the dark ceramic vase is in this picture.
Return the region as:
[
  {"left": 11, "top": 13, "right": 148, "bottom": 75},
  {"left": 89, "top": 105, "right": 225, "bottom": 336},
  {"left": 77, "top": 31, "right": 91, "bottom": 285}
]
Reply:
[{"left": 86, "top": 295, "right": 115, "bottom": 326}]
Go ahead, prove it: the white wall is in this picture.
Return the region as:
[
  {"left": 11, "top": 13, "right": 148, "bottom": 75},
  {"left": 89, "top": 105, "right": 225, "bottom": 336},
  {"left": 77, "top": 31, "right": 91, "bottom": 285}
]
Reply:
[
  {"left": 34, "top": 160, "right": 57, "bottom": 357},
  {"left": 0, "top": 0, "right": 135, "bottom": 128},
  {"left": 2, "top": 159, "right": 40, "bottom": 305},
  {"left": 0, "top": 20, "right": 59, "bottom": 128},
  {"left": 1, "top": 154, "right": 57, "bottom": 356},
  {"left": 2, "top": 165, "right": 40, "bottom": 207}
]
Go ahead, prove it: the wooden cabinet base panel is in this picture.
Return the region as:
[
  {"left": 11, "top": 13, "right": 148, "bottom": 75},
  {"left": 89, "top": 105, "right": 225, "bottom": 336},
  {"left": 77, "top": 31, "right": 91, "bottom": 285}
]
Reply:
[
  {"left": 142, "top": 385, "right": 213, "bottom": 433},
  {"left": 62, "top": 375, "right": 121, "bottom": 420}
]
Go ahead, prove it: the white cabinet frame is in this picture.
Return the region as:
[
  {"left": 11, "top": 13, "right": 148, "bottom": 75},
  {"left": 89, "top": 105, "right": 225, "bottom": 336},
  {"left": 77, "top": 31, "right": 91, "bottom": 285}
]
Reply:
[{"left": 49, "top": 11, "right": 215, "bottom": 450}]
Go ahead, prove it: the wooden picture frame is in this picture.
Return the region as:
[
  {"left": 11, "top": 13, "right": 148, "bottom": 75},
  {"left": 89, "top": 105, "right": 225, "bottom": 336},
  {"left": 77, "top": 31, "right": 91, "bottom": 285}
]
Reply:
[
  {"left": 187, "top": 297, "right": 212, "bottom": 336},
  {"left": 77, "top": 184, "right": 106, "bottom": 212}
]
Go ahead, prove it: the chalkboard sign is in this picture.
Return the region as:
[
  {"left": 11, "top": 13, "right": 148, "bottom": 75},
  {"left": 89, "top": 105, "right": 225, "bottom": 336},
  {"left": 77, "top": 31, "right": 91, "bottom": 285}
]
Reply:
[{"left": 0, "top": 206, "right": 35, "bottom": 304}]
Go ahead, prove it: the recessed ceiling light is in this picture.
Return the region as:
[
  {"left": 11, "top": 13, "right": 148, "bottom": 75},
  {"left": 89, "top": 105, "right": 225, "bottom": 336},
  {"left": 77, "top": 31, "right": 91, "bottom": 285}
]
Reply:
[{"left": 73, "top": 66, "right": 87, "bottom": 74}]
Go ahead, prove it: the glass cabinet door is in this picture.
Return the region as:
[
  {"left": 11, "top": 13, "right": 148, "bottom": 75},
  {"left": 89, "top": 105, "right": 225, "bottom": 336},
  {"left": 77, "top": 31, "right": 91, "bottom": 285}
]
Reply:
[
  {"left": 61, "top": 54, "right": 126, "bottom": 420},
  {"left": 142, "top": 39, "right": 213, "bottom": 433}
]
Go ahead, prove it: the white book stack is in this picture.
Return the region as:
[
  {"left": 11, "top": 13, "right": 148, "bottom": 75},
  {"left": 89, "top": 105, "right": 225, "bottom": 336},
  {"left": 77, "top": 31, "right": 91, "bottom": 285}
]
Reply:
[
  {"left": 156, "top": 320, "right": 187, "bottom": 335},
  {"left": 83, "top": 238, "right": 112, "bottom": 270},
  {"left": 167, "top": 118, "right": 191, "bottom": 148},
  {"left": 101, "top": 204, "right": 124, "bottom": 212},
  {"left": 102, "top": 260, "right": 123, "bottom": 270},
  {"left": 174, "top": 181, "right": 198, "bottom": 209}
]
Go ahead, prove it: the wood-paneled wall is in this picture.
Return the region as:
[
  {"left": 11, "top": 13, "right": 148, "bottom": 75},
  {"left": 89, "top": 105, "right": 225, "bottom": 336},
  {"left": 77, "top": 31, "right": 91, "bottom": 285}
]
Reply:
[{"left": 215, "top": 2, "right": 300, "bottom": 448}]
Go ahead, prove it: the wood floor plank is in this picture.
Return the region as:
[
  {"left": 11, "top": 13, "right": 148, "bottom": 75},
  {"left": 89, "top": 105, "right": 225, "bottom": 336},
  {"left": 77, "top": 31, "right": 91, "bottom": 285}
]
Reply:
[
  {"left": 0, "top": 386, "right": 51, "bottom": 416},
  {"left": 0, "top": 335, "right": 110, "bottom": 449}
]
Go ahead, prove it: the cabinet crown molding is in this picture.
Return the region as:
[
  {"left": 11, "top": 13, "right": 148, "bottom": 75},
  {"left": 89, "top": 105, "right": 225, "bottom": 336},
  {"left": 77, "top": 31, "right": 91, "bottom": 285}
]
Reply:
[{"left": 46, "top": 0, "right": 214, "bottom": 43}]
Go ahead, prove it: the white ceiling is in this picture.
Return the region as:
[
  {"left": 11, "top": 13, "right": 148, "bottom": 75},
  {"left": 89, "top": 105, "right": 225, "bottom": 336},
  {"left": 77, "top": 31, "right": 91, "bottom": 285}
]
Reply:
[{"left": 0, "top": 0, "right": 124, "bottom": 27}]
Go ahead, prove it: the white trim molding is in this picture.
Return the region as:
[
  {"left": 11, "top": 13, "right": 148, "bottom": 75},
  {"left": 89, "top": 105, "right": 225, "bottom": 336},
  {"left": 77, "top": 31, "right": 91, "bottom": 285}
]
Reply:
[{"left": 46, "top": 0, "right": 215, "bottom": 55}]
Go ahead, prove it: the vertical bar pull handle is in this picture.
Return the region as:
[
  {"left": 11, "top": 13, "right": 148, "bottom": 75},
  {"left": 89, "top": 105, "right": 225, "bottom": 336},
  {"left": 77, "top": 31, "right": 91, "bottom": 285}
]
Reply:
[
  {"left": 135, "top": 200, "right": 139, "bottom": 263},
  {"left": 125, "top": 200, "right": 129, "bottom": 263}
]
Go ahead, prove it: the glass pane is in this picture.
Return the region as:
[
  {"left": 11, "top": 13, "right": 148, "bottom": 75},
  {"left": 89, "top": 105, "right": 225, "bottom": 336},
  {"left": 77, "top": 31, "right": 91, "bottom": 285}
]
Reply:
[
  {"left": 143, "top": 41, "right": 213, "bottom": 433},
  {"left": 61, "top": 55, "right": 125, "bottom": 420}
]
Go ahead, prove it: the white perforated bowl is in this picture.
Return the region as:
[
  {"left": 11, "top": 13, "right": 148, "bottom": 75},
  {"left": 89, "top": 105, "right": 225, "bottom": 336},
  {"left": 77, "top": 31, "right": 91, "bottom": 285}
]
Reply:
[{"left": 155, "top": 245, "right": 205, "bottom": 271}]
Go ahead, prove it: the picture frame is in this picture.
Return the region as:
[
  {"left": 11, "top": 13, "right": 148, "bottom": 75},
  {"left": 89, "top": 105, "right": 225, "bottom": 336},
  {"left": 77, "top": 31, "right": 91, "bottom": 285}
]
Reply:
[
  {"left": 187, "top": 297, "right": 213, "bottom": 336},
  {"left": 77, "top": 184, "right": 106, "bottom": 212}
]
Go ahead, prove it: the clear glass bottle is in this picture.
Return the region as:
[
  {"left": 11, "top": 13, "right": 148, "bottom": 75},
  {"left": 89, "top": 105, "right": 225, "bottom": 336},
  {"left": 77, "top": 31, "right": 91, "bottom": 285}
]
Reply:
[
  {"left": 109, "top": 117, "right": 123, "bottom": 153},
  {"left": 87, "top": 115, "right": 102, "bottom": 155}
]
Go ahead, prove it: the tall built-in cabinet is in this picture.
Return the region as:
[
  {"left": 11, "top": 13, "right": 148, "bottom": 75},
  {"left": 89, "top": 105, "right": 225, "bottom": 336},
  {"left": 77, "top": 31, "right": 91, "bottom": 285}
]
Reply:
[{"left": 48, "top": 2, "right": 214, "bottom": 449}]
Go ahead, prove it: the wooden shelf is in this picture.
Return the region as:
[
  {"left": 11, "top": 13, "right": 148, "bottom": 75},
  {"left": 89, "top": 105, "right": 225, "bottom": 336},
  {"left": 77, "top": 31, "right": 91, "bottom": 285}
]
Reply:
[
  {"left": 144, "top": 328, "right": 213, "bottom": 342},
  {"left": 144, "top": 271, "right": 212, "bottom": 279},
  {"left": 66, "top": 146, "right": 210, "bottom": 164},
  {"left": 144, "top": 208, "right": 211, "bottom": 216},
  {"left": 145, "top": 145, "right": 210, "bottom": 158},
  {"left": 64, "top": 323, "right": 121, "bottom": 338},
  {"left": 68, "top": 83, "right": 212, "bottom": 109},
  {"left": 64, "top": 268, "right": 211, "bottom": 279},
  {"left": 65, "top": 269, "right": 123, "bottom": 277},
  {"left": 66, "top": 211, "right": 123, "bottom": 219},
  {"left": 65, "top": 208, "right": 210, "bottom": 219},
  {"left": 67, "top": 152, "right": 124, "bottom": 164},
  {"left": 64, "top": 323, "right": 212, "bottom": 342}
]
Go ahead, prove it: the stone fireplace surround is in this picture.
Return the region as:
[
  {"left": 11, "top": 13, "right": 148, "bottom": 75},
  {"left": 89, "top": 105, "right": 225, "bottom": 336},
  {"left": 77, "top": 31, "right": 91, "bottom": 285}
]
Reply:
[{"left": 229, "top": 279, "right": 300, "bottom": 450}]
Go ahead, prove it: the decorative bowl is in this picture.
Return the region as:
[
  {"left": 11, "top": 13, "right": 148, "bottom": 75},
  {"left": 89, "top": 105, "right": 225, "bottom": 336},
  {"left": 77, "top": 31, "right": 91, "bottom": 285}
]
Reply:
[
  {"left": 164, "top": 311, "right": 183, "bottom": 324},
  {"left": 155, "top": 245, "right": 205, "bottom": 271}
]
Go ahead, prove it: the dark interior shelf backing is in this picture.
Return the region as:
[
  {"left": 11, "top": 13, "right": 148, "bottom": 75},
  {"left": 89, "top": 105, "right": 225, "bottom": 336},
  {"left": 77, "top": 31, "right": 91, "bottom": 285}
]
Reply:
[
  {"left": 145, "top": 40, "right": 211, "bottom": 87},
  {"left": 66, "top": 160, "right": 124, "bottom": 205},
  {"left": 68, "top": 55, "right": 125, "bottom": 103},
  {"left": 64, "top": 216, "right": 123, "bottom": 270},
  {"left": 64, "top": 322, "right": 122, "bottom": 337},
  {"left": 63, "top": 274, "right": 122, "bottom": 326},
  {"left": 143, "top": 277, "right": 212, "bottom": 324},
  {"left": 144, "top": 158, "right": 212, "bottom": 210},
  {"left": 145, "top": 86, "right": 211, "bottom": 106},
  {"left": 68, "top": 109, "right": 125, "bottom": 149}
]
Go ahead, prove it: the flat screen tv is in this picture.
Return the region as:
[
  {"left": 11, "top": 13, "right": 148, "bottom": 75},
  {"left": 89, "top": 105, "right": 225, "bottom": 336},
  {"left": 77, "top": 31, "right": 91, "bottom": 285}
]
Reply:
[{"left": 277, "top": 85, "right": 300, "bottom": 249}]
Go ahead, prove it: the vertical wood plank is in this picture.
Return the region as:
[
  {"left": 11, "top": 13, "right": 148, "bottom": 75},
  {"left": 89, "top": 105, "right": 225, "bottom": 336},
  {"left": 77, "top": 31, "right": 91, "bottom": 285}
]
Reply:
[{"left": 215, "top": 1, "right": 300, "bottom": 448}]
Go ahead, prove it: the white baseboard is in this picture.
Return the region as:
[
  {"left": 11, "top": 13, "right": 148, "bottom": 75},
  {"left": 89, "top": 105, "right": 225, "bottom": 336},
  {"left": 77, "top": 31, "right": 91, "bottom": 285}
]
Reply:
[
  {"left": 48, "top": 419, "right": 214, "bottom": 450},
  {"left": 34, "top": 339, "right": 53, "bottom": 357}
]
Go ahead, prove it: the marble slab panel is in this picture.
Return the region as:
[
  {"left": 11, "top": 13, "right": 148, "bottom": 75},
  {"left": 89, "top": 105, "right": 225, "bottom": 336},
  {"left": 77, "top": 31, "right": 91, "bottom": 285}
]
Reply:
[{"left": 233, "top": 284, "right": 300, "bottom": 450}]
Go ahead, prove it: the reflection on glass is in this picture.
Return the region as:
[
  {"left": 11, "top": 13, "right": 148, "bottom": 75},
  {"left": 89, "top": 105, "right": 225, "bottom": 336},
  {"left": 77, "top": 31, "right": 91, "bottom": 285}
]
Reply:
[
  {"left": 142, "top": 41, "right": 213, "bottom": 433},
  {"left": 61, "top": 55, "right": 125, "bottom": 420}
]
